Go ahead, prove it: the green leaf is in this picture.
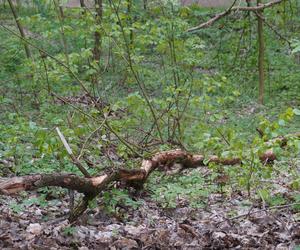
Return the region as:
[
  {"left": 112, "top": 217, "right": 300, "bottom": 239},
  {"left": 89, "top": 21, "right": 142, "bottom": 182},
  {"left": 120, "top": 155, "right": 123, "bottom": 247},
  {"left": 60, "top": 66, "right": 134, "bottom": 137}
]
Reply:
[
  {"left": 278, "top": 119, "right": 285, "bottom": 126},
  {"left": 293, "top": 108, "right": 300, "bottom": 116}
]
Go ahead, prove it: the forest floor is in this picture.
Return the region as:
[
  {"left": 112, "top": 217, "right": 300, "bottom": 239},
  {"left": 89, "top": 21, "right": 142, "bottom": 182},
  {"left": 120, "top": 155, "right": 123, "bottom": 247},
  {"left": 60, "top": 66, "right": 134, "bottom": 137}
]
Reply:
[{"left": 1, "top": 162, "right": 300, "bottom": 249}]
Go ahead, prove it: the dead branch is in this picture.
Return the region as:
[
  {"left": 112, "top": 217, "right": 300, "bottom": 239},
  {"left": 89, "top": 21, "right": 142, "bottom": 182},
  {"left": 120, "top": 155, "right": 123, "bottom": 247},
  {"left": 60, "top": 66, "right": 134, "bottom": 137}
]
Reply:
[
  {"left": 233, "top": 0, "right": 285, "bottom": 11},
  {"left": 187, "top": 0, "right": 285, "bottom": 32},
  {"left": 0, "top": 174, "right": 104, "bottom": 195},
  {"left": 188, "top": 0, "right": 237, "bottom": 32},
  {"left": 0, "top": 147, "right": 284, "bottom": 196},
  {"left": 0, "top": 130, "right": 298, "bottom": 221}
]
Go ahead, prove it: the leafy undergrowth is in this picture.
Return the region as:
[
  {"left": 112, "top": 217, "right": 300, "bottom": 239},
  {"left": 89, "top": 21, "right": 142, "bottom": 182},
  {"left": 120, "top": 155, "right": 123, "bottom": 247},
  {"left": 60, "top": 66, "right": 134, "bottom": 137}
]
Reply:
[
  {"left": 0, "top": 1, "right": 300, "bottom": 249},
  {"left": 1, "top": 160, "right": 300, "bottom": 249}
]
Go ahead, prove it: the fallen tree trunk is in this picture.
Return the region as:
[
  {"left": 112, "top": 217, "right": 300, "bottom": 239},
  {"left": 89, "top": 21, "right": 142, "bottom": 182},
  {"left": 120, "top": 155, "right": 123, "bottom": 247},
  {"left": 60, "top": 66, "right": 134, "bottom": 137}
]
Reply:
[
  {"left": 0, "top": 148, "right": 280, "bottom": 195},
  {"left": 0, "top": 137, "right": 297, "bottom": 221}
]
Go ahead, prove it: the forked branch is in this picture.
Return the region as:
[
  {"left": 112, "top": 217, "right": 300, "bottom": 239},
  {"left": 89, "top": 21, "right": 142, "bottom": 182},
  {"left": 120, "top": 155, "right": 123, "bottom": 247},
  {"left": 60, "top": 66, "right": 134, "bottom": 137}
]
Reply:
[{"left": 187, "top": 0, "right": 285, "bottom": 32}]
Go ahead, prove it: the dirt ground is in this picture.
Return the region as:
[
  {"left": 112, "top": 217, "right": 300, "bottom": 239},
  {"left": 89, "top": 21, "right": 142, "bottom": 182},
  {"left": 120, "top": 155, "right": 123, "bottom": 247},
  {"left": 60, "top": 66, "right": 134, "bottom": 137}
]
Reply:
[
  {"left": 1, "top": 186, "right": 299, "bottom": 249},
  {"left": 1, "top": 163, "right": 300, "bottom": 249}
]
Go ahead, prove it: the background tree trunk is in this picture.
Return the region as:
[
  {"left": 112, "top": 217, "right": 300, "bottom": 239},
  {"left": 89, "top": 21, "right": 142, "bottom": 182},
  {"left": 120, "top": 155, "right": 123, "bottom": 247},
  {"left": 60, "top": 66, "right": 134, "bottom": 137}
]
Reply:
[
  {"left": 80, "top": 0, "right": 85, "bottom": 7},
  {"left": 257, "top": 0, "right": 265, "bottom": 104},
  {"left": 53, "top": 0, "right": 69, "bottom": 65},
  {"left": 7, "top": 0, "right": 31, "bottom": 58},
  {"left": 93, "top": 0, "right": 102, "bottom": 62}
]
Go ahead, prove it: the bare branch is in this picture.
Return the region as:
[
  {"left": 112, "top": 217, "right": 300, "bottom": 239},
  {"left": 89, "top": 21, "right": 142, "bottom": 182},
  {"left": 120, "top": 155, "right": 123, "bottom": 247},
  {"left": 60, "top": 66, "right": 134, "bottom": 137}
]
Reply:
[
  {"left": 187, "top": 0, "right": 285, "bottom": 32},
  {"left": 234, "top": 0, "right": 284, "bottom": 11},
  {"left": 7, "top": 0, "right": 31, "bottom": 58},
  {"left": 188, "top": 0, "right": 238, "bottom": 32}
]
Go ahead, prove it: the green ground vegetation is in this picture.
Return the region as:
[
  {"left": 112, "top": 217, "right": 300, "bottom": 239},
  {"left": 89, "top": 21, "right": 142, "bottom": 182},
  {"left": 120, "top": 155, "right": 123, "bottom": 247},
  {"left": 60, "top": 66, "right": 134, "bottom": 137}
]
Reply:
[{"left": 0, "top": 0, "right": 299, "bottom": 211}]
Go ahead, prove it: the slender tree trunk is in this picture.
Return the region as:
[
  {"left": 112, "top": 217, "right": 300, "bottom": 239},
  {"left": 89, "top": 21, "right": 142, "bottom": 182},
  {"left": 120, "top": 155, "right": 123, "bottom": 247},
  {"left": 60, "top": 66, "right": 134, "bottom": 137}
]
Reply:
[
  {"left": 257, "top": 0, "right": 265, "bottom": 104},
  {"left": 7, "top": 0, "right": 31, "bottom": 58},
  {"left": 91, "top": 0, "right": 103, "bottom": 95},
  {"left": 93, "top": 0, "right": 102, "bottom": 62},
  {"left": 53, "top": 0, "right": 69, "bottom": 65},
  {"left": 80, "top": 0, "right": 85, "bottom": 7},
  {"left": 127, "top": 0, "right": 133, "bottom": 47},
  {"left": 80, "top": 0, "right": 86, "bottom": 15}
]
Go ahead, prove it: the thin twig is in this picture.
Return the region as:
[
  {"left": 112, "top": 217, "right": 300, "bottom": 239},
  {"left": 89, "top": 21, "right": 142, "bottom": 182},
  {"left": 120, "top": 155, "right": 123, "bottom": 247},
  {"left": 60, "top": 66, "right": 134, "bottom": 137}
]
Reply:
[
  {"left": 52, "top": 93, "right": 144, "bottom": 157},
  {"left": 108, "top": 0, "right": 164, "bottom": 142},
  {"left": 0, "top": 24, "right": 89, "bottom": 94},
  {"left": 77, "top": 118, "right": 107, "bottom": 160},
  {"left": 56, "top": 127, "right": 91, "bottom": 178},
  {"left": 255, "top": 12, "right": 292, "bottom": 49},
  {"left": 216, "top": 128, "right": 231, "bottom": 146},
  {"left": 0, "top": 25, "right": 138, "bottom": 156}
]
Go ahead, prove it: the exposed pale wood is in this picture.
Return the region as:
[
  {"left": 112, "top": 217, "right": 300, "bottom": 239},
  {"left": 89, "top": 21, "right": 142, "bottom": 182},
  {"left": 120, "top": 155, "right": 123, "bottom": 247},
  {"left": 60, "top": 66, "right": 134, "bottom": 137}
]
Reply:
[{"left": 0, "top": 146, "right": 285, "bottom": 196}]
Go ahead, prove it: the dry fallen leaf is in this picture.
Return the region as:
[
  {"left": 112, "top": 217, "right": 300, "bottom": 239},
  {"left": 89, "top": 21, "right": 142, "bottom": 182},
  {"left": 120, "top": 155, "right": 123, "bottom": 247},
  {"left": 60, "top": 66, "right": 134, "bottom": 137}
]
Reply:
[{"left": 26, "top": 223, "right": 42, "bottom": 235}]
